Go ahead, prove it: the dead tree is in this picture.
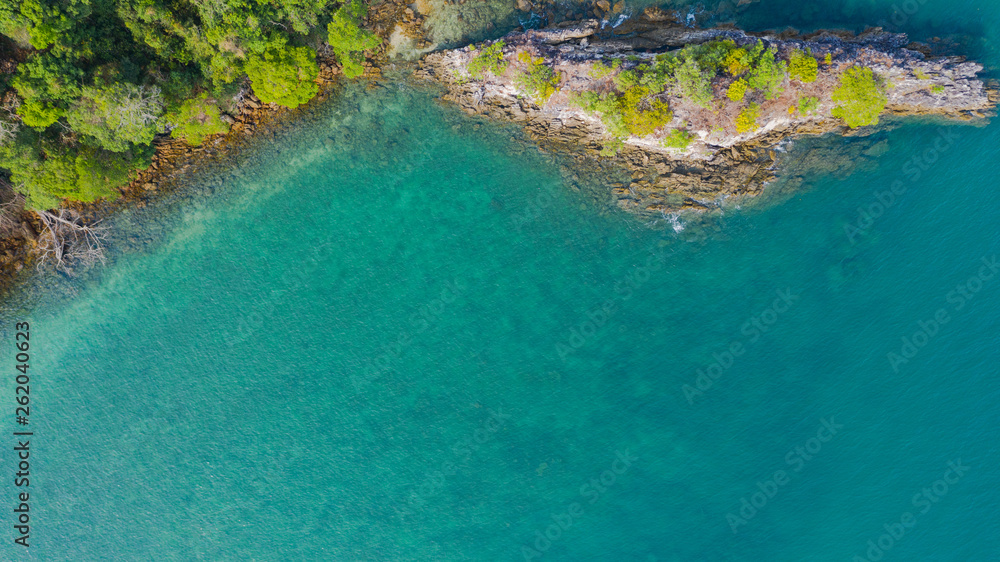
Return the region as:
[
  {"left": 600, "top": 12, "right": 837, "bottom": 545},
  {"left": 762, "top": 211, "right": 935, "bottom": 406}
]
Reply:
[{"left": 36, "top": 209, "right": 109, "bottom": 272}]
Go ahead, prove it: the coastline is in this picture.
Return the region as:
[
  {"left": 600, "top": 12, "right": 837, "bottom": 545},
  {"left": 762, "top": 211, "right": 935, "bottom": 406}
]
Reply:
[
  {"left": 1, "top": 6, "right": 997, "bottom": 297},
  {"left": 417, "top": 12, "right": 999, "bottom": 218},
  {"left": 0, "top": 0, "right": 411, "bottom": 297}
]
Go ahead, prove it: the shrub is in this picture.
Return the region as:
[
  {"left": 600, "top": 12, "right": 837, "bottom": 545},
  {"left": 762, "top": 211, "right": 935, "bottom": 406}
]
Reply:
[
  {"left": 167, "top": 93, "right": 230, "bottom": 145},
  {"left": 824, "top": 53, "right": 833, "bottom": 65},
  {"left": 788, "top": 49, "right": 818, "bottom": 83},
  {"left": 327, "top": 0, "right": 382, "bottom": 79},
  {"left": 662, "top": 129, "right": 694, "bottom": 150},
  {"left": 245, "top": 45, "right": 320, "bottom": 108},
  {"left": 915, "top": 69, "right": 930, "bottom": 80},
  {"left": 722, "top": 47, "right": 751, "bottom": 77},
  {"left": 727, "top": 78, "right": 748, "bottom": 102},
  {"left": 589, "top": 59, "right": 620, "bottom": 79},
  {"left": 797, "top": 96, "right": 819, "bottom": 114},
  {"left": 736, "top": 103, "right": 761, "bottom": 133},
  {"left": 514, "top": 51, "right": 559, "bottom": 103},
  {"left": 574, "top": 83, "right": 672, "bottom": 139},
  {"left": 931, "top": 85, "right": 945, "bottom": 94},
  {"left": 467, "top": 40, "right": 507, "bottom": 79},
  {"left": 831, "top": 67, "right": 888, "bottom": 128}
]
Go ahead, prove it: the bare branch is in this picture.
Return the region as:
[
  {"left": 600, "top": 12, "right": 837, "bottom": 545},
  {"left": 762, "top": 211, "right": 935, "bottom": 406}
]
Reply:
[{"left": 36, "top": 209, "right": 109, "bottom": 273}]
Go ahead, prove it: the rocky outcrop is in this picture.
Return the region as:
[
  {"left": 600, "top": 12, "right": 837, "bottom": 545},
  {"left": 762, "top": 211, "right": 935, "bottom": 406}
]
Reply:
[{"left": 417, "top": 13, "right": 997, "bottom": 217}]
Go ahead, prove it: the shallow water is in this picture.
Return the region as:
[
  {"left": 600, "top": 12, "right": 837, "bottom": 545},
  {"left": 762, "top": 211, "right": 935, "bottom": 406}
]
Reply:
[{"left": 3, "top": 2, "right": 1000, "bottom": 560}]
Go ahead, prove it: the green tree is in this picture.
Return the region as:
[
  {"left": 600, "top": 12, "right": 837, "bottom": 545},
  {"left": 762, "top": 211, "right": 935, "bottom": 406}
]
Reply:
[
  {"left": 831, "top": 67, "right": 888, "bottom": 128},
  {"left": 745, "top": 45, "right": 786, "bottom": 100},
  {"left": 11, "top": 52, "right": 84, "bottom": 128},
  {"left": 245, "top": 44, "right": 319, "bottom": 108},
  {"left": 66, "top": 83, "right": 165, "bottom": 151},
  {"left": 327, "top": 0, "right": 380, "bottom": 79},
  {"left": 18, "top": 0, "right": 92, "bottom": 49},
  {"left": 673, "top": 57, "right": 714, "bottom": 109},
  {"left": 788, "top": 49, "right": 818, "bottom": 83},
  {"left": 75, "top": 145, "right": 150, "bottom": 202},
  {"left": 166, "top": 93, "right": 230, "bottom": 145}
]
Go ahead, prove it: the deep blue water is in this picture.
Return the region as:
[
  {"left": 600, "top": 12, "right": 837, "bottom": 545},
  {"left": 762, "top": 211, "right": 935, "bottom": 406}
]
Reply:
[{"left": 2, "top": 1, "right": 1000, "bottom": 559}]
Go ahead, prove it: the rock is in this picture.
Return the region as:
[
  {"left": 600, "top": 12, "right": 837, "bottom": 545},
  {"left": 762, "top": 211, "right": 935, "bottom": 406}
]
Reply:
[
  {"left": 596, "top": 0, "right": 610, "bottom": 11},
  {"left": 418, "top": 17, "right": 995, "bottom": 220},
  {"left": 516, "top": 0, "right": 532, "bottom": 11}
]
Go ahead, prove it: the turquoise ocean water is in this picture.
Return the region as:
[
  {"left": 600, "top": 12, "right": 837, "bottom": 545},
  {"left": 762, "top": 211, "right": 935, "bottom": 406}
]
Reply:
[{"left": 2, "top": 1, "right": 1000, "bottom": 559}]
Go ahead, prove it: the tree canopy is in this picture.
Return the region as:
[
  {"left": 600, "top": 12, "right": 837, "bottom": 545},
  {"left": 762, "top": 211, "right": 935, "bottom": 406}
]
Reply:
[{"left": 0, "top": 0, "right": 377, "bottom": 209}]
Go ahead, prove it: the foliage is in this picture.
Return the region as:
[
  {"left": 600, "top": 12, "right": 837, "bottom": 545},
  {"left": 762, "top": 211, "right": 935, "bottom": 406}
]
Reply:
[
  {"left": 66, "top": 83, "right": 165, "bottom": 151},
  {"left": 831, "top": 67, "right": 888, "bottom": 128},
  {"left": 788, "top": 49, "right": 818, "bottom": 83},
  {"left": 824, "top": 53, "right": 833, "bottom": 65},
  {"left": 745, "top": 44, "right": 787, "bottom": 100},
  {"left": 727, "top": 78, "right": 748, "bottom": 102},
  {"left": 661, "top": 129, "right": 694, "bottom": 150},
  {"left": 17, "top": 100, "right": 62, "bottom": 129},
  {"left": 797, "top": 96, "right": 819, "bottom": 114},
  {"left": 467, "top": 40, "right": 507, "bottom": 79},
  {"left": 244, "top": 45, "right": 319, "bottom": 108},
  {"left": 327, "top": 0, "right": 381, "bottom": 79},
  {"left": 0, "top": 0, "right": 360, "bottom": 205},
  {"left": 915, "top": 69, "right": 930, "bottom": 80},
  {"left": 166, "top": 93, "right": 230, "bottom": 145},
  {"left": 575, "top": 81, "right": 672, "bottom": 140},
  {"left": 722, "top": 46, "right": 752, "bottom": 77},
  {"left": 931, "top": 85, "right": 945, "bottom": 94},
  {"left": 514, "top": 51, "right": 559, "bottom": 103},
  {"left": 74, "top": 145, "right": 149, "bottom": 203},
  {"left": 589, "top": 59, "right": 620, "bottom": 79},
  {"left": 736, "top": 103, "right": 761, "bottom": 133},
  {"left": 0, "top": 129, "right": 150, "bottom": 209},
  {"left": 672, "top": 57, "right": 714, "bottom": 108}
]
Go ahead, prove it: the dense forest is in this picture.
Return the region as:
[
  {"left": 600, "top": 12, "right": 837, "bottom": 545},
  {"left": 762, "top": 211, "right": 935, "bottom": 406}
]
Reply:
[{"left": 0, "top": 0, "right": 380, "bottom": 210}]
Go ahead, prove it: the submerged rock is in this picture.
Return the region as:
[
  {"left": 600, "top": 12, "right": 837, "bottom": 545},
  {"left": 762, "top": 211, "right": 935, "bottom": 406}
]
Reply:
[{"left": 417, "top": 15, "right": 996, "bottom": 218}]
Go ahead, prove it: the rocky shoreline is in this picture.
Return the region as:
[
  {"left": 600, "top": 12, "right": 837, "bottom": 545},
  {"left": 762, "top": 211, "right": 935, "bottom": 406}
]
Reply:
[
  {"left": 417, "top": 11, "right": 998, "bottom": 218},
  {"left": 0, "top": 0, "right": 413, "bottom": 295},
  {"left": 1, "top": 6, "right": 998, "bottom": 295}
]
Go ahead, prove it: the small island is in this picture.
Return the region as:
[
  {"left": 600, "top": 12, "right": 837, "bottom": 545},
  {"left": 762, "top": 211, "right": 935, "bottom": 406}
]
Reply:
[{"left": 418, "top": 10, "right": 998, "bottom": 216}]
